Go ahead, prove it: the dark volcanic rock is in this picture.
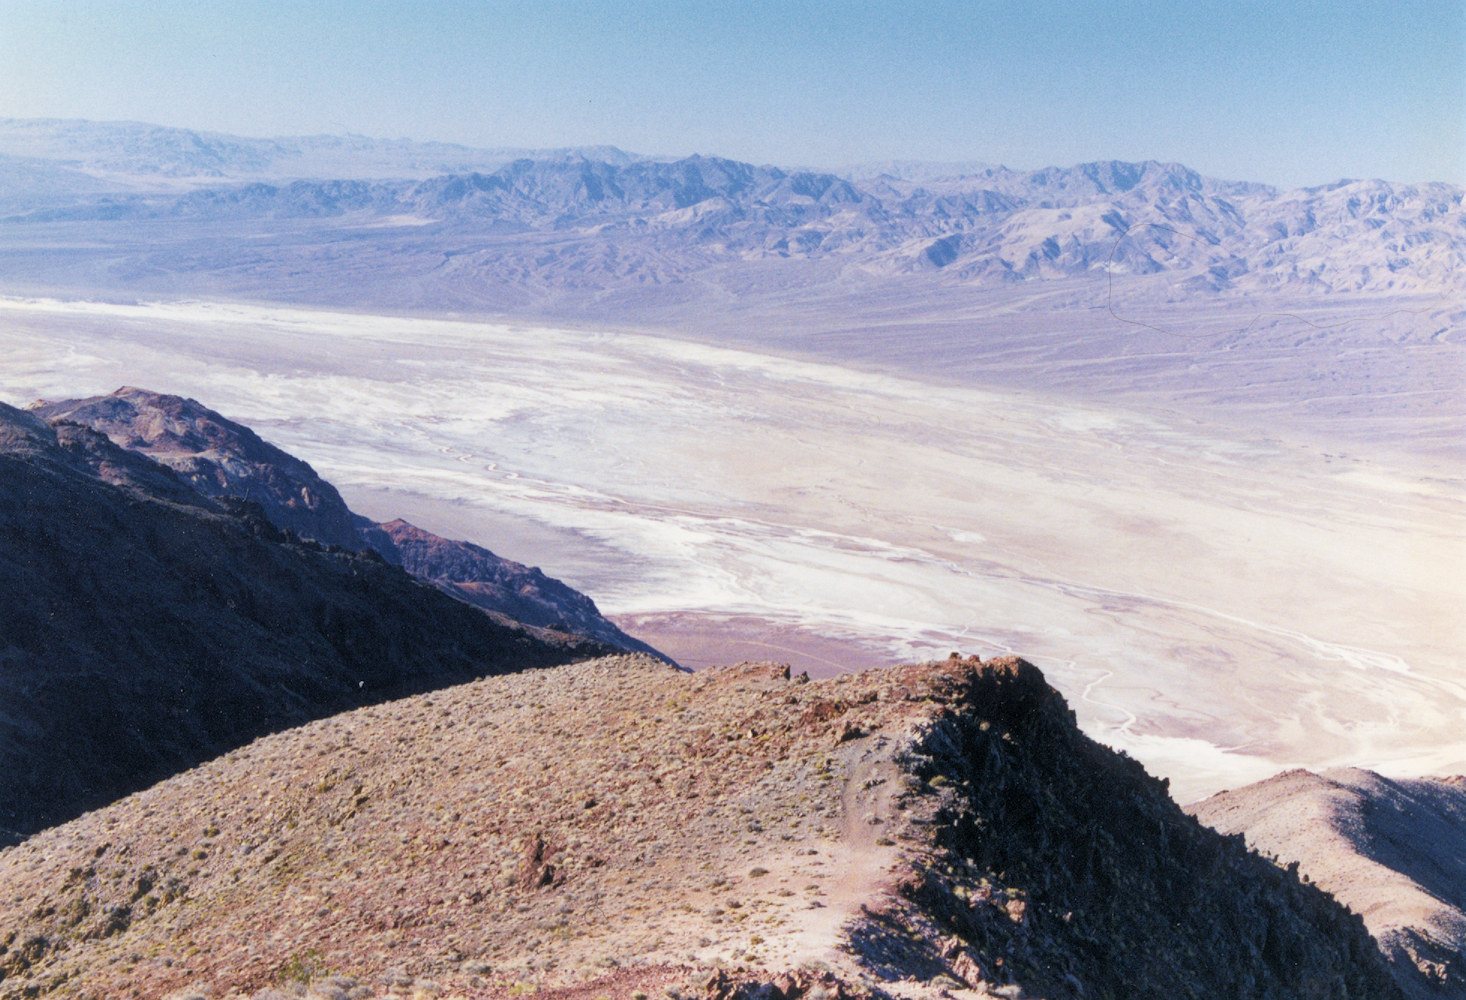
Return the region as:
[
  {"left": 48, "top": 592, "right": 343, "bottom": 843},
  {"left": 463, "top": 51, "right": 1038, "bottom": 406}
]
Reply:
[
  {"left": 30, "top": 387, "right": 661, "bottom": 658},
  {"left": 32, "top": 386, "right": 378, "bottom": 552},
  {"left": 0, "top": 400, "right": 612, "bottom": 845},
  {"left": 380, "top": 518, "right": 664, "bottom": 657}
]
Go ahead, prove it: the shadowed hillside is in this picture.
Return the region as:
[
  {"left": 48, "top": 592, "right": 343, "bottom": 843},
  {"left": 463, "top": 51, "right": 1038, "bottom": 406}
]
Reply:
[
  {"left": 0, "top": 400, "right": 613, "bottom": 844},
  {"left": 30, "top": 387, "right": 661, "bottom": 657}
]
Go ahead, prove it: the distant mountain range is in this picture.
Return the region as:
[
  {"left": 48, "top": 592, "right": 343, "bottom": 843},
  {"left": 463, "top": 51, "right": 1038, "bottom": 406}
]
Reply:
[
  {"left": 0, "top": 117, "right": 641, "bottom": 183},
  {"left": 0, "top": 118, "right": 1459, "bottom": 302}
]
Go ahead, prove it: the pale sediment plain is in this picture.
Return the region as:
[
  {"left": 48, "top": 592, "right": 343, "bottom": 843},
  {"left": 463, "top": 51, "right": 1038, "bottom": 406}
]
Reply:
[{"left": 1, "top": 294, "right": 1462, "bottom": 803}]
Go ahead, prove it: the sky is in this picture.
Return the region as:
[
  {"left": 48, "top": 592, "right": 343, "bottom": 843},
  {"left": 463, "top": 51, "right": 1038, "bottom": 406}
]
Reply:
[{"left": 0, "top": 1, "right": 1461, "bottom": 188}]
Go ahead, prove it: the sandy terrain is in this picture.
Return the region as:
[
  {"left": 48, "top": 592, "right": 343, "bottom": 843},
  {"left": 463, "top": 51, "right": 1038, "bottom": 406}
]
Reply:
[{"left": 0, "top": 293, "right": 1461, "bottom": 802}]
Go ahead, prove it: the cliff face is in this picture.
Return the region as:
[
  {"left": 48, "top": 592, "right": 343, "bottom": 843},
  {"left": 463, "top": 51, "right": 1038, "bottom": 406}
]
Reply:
[
  {"left": 0, "top": 400, "right": 612, "bottom": 845},
  {"left": 0, "top": 654, "right": 1401, "bottom": 1000}
]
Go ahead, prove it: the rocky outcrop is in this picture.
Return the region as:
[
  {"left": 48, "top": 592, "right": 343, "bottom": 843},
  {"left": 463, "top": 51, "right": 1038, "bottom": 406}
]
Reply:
[
  {"left": 0, "top": 654, "right": 1402, "bottom": 999},
  {"left": 380, "top": 518, "right": 664, "bottom": 657},
  {"left": 0, "top": 400, "right": 613, "bottom": 845},
  {"left": 876, "top": 659, "right": 1401, "bottom": 998}
]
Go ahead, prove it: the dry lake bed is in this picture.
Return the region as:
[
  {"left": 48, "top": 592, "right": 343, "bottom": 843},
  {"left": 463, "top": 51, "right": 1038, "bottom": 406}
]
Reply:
[{"left": 2, "top": 293, "right": 1461, "bottom": 803}]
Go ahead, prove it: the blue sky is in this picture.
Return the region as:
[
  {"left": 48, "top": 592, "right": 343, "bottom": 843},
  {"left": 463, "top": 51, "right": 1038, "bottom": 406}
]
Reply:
[{"left": 1, "top": 1, "right": 1461, "bottom": 188}]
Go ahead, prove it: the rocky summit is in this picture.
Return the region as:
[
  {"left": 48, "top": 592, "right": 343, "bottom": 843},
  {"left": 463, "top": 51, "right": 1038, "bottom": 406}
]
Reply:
[{"left": 0, "top": 654, "right": 1400, "bottom": 1000}]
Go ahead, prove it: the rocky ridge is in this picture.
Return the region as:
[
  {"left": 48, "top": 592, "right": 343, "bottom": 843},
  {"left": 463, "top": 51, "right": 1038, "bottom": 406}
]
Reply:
[
  {"left": 0, "top": 655, "right": 1402, "bottom": 999},
  {"left": 0, "top": 399, "right": 614, "bottom": 844},
  {"left": 28, "top": 388, "right": 657, "bottom": 657}
]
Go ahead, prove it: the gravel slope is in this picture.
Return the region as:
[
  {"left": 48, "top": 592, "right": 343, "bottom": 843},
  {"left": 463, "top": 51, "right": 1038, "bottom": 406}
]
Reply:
[{"left": 0, "top": 656, "right": 1400, "bottom": 1000}]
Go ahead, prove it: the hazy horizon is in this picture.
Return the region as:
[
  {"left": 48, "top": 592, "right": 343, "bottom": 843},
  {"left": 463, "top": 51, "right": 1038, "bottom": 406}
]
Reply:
[{"left": 1, "top": 1, "right": 1461, "bottom": 190}]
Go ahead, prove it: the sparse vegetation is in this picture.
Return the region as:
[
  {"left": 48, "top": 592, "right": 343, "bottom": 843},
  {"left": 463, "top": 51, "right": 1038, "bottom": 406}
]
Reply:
[
  {"left": 0, "top": 655, "right": 1411, "bottom": 1000},
  {"left": 276, "top": 947, "right": 328, "bottom": 984}
]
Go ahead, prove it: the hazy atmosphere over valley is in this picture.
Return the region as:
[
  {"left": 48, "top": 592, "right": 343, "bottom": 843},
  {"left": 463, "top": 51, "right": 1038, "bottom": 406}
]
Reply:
[{"left": 0, "top": 3, "right": 1462, "bottom": 999}]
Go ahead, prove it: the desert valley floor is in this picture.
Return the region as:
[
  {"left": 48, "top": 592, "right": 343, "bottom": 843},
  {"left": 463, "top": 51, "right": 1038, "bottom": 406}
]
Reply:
[{"left": 1, "top": 293, "right": 1461, "bottom": 803}]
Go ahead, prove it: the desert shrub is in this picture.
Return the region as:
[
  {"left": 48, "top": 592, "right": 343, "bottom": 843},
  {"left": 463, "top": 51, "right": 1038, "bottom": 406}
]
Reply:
[{"left": 276, "top": 947, "right": 329, "bottom": 984}]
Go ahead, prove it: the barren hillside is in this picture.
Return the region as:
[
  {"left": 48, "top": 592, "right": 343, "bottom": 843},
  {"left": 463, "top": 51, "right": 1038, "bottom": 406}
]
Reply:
[
  {"left": 29, "top": 388, "right": 659, "bottom": 656},
  {"left": 0, "top": 400, "right": 613, "bottom": 844},
  {"left": 0, "top": 655, "right": 1400, "bottom": 999},
  {"left": 1193, "top": 768, "right": 1466, "bottom": 999}
]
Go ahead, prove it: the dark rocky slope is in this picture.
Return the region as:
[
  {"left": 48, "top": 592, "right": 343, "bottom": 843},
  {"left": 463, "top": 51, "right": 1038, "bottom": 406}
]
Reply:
[
  {"left": 0, "top": 400, "right": 613, "bottom": 845},
  {"left": 0, "top": 654, "right": 1402, "bottom": 999},
  {"left": 379, "top": 518, "right": 663, "bottom": 656},
  {"left": 31, "top": 386, "right": 382, "bottom": 551},
  {"left": 1193, "top": 768, "right": 1466, "bottom": 999},
  {"left": 30, "top": 387, "right": 658, "bottom": 656},
  {"left": 877, "top": 660, "right": 1401, "bottom": 999}
]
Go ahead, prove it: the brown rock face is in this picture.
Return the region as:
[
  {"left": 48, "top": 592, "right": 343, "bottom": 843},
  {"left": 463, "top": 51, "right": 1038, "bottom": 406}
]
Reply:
[{"left": 0, "top": 654, "right": 1402, "bottom": 1000}]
